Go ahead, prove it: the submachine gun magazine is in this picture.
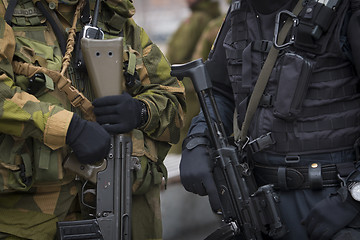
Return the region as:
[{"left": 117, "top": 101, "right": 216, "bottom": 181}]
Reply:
[{"left": 170, "top": 59, "right": 286, "bottom": 240}]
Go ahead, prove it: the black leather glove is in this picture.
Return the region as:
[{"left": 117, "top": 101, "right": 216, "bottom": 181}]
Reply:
[
  {"left": 66, "top": 113, "right": 111, "bottom": 164},
  {"left": 180, "top": 134, "right": 221, "bottom": 212},
  {"left": 302, "top": 190, "right": 360, "bottom": 240},
  {"left": 92, "top": 92, "right": 148, "bottom": 134}
]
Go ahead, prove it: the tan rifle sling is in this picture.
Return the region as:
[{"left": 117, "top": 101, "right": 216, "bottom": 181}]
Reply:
[{"left": 12, "top": 0, "right": 96, "bottom": 121}]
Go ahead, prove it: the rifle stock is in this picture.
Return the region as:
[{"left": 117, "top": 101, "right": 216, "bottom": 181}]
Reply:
[
  {"left": 171, "top": 59, "right": 286, "bottom": 240},
  {"left": 80, "top": 37, "right": 125, "bottom": 98}
]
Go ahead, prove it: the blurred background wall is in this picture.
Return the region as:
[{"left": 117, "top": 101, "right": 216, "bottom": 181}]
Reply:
[{"left": 132, "top": 1, "right": 229, "bottom": 239}]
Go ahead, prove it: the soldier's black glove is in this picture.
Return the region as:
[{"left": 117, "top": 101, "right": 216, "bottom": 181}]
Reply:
[
  {"left": 92, "top": 92, "right": 148, "bottom": 134},
  {"left": 180, "top": 134, "right": 221, "bottom": 213},
  {"left": 302, "top": 190, "right": 360, "bottom": 240},
  {"left": 66, "top": 113, "right": 111, "bottom": 164}
]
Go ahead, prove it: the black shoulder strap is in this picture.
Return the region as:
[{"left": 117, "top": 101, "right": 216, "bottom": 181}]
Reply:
[
  {"left": 4, "top": 0, "right": 18, "bottom": 25},
  {"left": 35, "top": 0, "right": 67, "bottom": 55},
  {"left": 80, "top": 0, "right": 90, "bottom": 25}
]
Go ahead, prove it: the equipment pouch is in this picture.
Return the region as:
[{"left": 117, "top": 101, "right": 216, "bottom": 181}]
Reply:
[
  {"left": 293, "top": 0, "right": 343, "bottom": 54},
  {"left": 132, "top": 156, "right": 166, "bottom": 195},
  {"left": 12, "top": 30, "right": 62, "bottom": 96},
  {"left": 131, "top": 129, "right": 166, "bottom": 195},
  {"left": 0, "top": 135, "right": 33, "bottom": 192},
  {"left": 273, "top": 52, "right": 313, "bottom": 121},
  {"left": 33, "top": 139, "right": 64, "bottom": 183}
]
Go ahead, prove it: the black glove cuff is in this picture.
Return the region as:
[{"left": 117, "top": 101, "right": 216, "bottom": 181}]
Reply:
[
  {"left": 66, "top": 113, "right": 84, "bottom": 145},
  {"left": 182, "top": 133, "right": 211, "bottom": 151}
]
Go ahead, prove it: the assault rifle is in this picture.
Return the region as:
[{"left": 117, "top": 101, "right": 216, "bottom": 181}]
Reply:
[
  {"left": 57, "top": 0, "right": 136, "bottom": 238},
  {"left": 171, "top": 59, "right": 286, "bottom": 240},
  {"left": 57, "top": 134, "right": 138, "bottom": 240}
]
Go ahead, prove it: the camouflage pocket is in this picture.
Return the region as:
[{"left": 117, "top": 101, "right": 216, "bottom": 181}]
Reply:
[
  {"left": 132, "top": 156, "right": 165, "bottom": 195},
  {"left": 33, "top": 139, "right": 64, "bottom": 183},
  {"left": 0, "top": 135, "right": 33, "bottom": 192},
  {"left": 12, "top": 32, "right": 61, "bottom": 96},
  {"left": 131, "top": 129, "right": 158, "bottom": 162},
  {"left": 131, "top": 130, "right": 165, "bottom": 195}
]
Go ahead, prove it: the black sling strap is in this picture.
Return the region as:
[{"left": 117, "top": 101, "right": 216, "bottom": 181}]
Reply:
[
  {"left": 4, "top": 0, "right": 18, "bottom": 25},
  {"left": 34, "top": 0, "right": 67, "bottom": 55},
  {"left": 80, "top": 0, "right": 90, "bottom": 25}
]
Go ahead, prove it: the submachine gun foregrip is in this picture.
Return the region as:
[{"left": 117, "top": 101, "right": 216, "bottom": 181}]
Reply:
[{"left": 171, "top": 59, "right": 286, "bottom": 240}]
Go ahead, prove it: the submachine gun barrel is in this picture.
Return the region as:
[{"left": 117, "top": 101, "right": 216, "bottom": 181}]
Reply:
[{"left": 171, "top": 59, "right": 286, "bottom": 240}]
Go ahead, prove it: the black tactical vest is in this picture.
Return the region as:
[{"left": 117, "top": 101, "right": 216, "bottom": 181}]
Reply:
[{"left": 225, "top": 0, "right": 360, "bottom": 155}]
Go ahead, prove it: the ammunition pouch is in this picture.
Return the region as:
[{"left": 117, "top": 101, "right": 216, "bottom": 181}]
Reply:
[
  {"left": 33, "top": 139, "right": 66, "bottom": 183},
  {"left": 273, "top": 52, "right": 313, "bottom": 121},
  {"left": 0, "top": 134, "right": 69, "bottom": 192},
  {"left": 0, "top": 135, "right": 33, "bottom": 192},
  {"left": 293, "top": 0, "right": 345, "bottom": 54}
]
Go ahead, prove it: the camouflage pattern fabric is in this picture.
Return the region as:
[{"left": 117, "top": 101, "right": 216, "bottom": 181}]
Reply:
[
  {"left": 0, "top": 0, "right": 185, "bottom": 239},
  {"left": 166, "top": 0, "right": 220, "bottom": 154},
  {"left": 166, "top": 0, "right": 221, "bottom": 64},
  {"left": 192, "top": 14, "right": 226, "bottom": 61}
]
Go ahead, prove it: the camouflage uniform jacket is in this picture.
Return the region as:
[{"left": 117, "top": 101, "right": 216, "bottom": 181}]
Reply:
[{"left": 0, "top": 0, "right": 185, "bottom": 238}]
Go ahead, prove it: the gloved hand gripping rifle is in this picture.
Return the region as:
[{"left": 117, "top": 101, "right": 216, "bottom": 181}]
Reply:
[
  {"left": 57, "top": 0, "right": 138, "bottom": 239},
  {"left": 171, "top": 59, "right": 286, "bottom": 240}
]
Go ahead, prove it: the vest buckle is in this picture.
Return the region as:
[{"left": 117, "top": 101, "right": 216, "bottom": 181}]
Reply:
[
  {"left": 273, "top": 10, "right": 299, "bottom": 50},
  {"left": 248, "top": 132, "right": 276, "bottom": 153}
]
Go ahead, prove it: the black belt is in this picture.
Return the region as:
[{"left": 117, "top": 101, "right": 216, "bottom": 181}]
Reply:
[{"left": 254, "top": 163, "right": 343, "bottom": 190}]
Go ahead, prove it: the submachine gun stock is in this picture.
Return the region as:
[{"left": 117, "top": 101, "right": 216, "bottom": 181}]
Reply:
[
  {"left": 170, "top": 59, "right": 286, "bottom": 240},
  {"left": 57, "top": 0, "right": 137, "bottom": 239}
]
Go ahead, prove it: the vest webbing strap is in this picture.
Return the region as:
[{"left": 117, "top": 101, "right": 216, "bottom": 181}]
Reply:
[
  {"left": 12, "top": 60, "right": 96, "bottom": 121},
  {"left": 239, "top": 0, "right": 304, "bottom": 143}
]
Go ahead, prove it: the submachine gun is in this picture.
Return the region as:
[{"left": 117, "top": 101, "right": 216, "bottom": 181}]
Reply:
[
  {"left": 57, "top": 0, "right": 138, "bottom": 239},
  {"left": 171, "top": 59, "right": 286, "bottom": 240}
]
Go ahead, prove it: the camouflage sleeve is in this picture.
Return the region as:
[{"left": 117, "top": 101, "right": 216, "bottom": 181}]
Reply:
[
  {"left": 133, "top": 27, "right": 186, "bottom": 144},
  {"left": 0, "top": 18, "right": 73, "bottom": 150},
  {"left": 192, "top": 16, "right": 225, "bottom": 61},
  {"left": 166, "top": 12, "right": 212, "bottom": 64}
]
